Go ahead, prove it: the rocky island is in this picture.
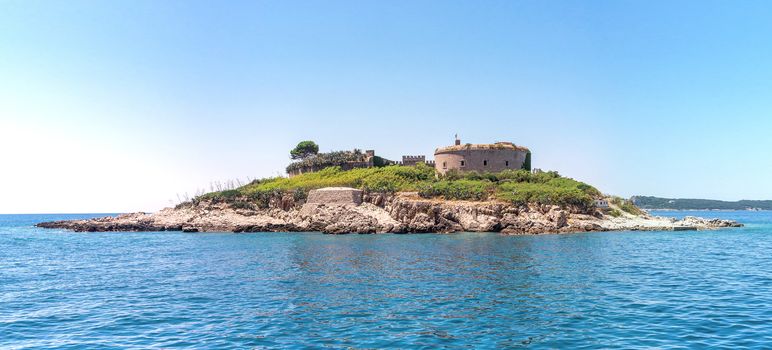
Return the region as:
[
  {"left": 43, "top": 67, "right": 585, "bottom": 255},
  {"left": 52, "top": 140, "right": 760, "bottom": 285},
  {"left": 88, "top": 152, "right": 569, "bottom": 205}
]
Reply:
[
  {"left": 38, "top": 139, "right": 742, "bottom": 234},
  {"left": 38, "top": 187, "right": 741, "bottom": 234},
  {"left": 38, "top": 138, "right": 742, "bottom": 234}
]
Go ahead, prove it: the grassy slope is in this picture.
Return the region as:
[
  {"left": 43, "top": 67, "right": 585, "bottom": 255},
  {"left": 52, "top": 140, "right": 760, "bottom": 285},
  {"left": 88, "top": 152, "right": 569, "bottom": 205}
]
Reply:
[{"left": 195, "top": 164, "right": 602, "bottom": 209}]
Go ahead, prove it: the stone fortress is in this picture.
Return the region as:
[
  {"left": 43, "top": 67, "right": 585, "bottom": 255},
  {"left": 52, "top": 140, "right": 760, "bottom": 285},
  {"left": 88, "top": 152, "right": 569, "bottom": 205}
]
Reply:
[
  {"left": 433, "top": 136, "right": 531, "bottom": 175},
  {"left": 396, "top": 136, "right": 531, "bottom": 174},
  {"left": 287, "top": 136, "right": 531, "bottom": 176}
]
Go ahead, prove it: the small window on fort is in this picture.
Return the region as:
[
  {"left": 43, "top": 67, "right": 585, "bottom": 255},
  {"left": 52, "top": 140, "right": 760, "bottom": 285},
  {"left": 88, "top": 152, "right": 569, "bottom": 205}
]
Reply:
[
  {"left": 460, "top": 160, "right": 465, "bottom": 167},
  {"left": 506, "top": 161, "right": 509, "bottom": 167},
  {"left": 483, "top": 160, "right": 488, "bottom": 166},
  {"left": 442, "top": 161, "right": 447, "bottom": 169}
]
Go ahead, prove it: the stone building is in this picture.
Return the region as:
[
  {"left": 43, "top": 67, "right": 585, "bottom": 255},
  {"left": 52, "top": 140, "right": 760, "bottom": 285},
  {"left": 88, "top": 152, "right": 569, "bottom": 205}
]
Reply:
[
  {"left": 434, "top": 137, "right": 531, "bottom": 175},
  {"left": 401, "top": 155, "right": 426, "bottom": 166},
  {"left": 286, "top": 137, "right": 531, "bottom": 177}
]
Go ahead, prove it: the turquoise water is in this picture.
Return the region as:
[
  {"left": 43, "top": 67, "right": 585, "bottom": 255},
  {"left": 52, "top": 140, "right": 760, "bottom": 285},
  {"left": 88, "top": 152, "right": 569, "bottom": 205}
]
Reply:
[{"left": 2, "top": 212, "right": 771, "bottom": 349}]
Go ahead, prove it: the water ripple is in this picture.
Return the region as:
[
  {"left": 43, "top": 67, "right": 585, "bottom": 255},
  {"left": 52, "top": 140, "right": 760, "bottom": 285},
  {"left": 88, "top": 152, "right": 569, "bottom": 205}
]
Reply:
[{"left": 1, "top": 212, "right": 771, "bottom": 348}]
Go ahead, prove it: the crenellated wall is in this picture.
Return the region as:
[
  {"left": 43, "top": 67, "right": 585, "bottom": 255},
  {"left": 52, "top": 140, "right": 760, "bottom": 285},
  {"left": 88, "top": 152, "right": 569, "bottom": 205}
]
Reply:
[{"left": 401, "top": 155, "right": 426, "bottom": 166}]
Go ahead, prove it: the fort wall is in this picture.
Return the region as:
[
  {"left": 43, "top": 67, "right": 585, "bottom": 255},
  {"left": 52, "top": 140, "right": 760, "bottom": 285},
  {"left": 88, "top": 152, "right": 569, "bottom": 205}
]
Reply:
[
  {"left": 286, "top": 140, "right": 528, "bottom": 177},
  {"left": 434, "top": 145, "right": 528, "bottom": 175}
]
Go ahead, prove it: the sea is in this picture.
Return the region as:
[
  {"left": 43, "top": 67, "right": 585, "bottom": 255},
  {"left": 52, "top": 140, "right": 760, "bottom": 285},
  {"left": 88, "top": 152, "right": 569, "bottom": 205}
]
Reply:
[{"left": 1, "top": 211, "right": 771, "bottom": 349}]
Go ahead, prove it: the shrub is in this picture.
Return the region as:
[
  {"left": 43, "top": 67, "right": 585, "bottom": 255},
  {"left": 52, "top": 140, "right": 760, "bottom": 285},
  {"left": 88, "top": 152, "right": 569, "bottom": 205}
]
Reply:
[
  {"left": 247, "top": 189, "right": 284, "bottom": 209},
  {"left": 231, "top": 201, "right": 255, "bottom": 210},
  {"left": 442, "top": 169, "right": 463, "bottom": 181},
  {"left": 419, "top": 180, "right": 492, "bottom": 200},
  {"left": 609, "top": 196, "right": 644, "bottom": 215},
  {"left": 497, "top": 182, "right": 593, "bottom": 207},
  {"left": 463, "top": 171, "right": 483, "bottom": 181},
  {"left": 189, "top": 164, "right": 601, "bottom": 210},
  {"left": 522, "top": 151, "right": 532, "bottom": 171},
  {"left": 532, "top": 171, "right": 561, "bottom": 183},
  {"left": 496, "top": 169, "right": 534, "bottom": 182},
  {"left": 546, "top": 178, "right": 602, "bottom": 198},
  {"left": 292, "top": 188, "right": 308, "bottom": 202},
  {"left": 619, "top": 201, "right": 644, "bottom": 215},
  {"left": 372, "top": 155, "right": 395, "bottom": 167},
  {"left": 219, "top": 190, "right": 240, "bottom": 198},
  {"left": 362, "top": 173, "right": 403, "bottom": 192}
]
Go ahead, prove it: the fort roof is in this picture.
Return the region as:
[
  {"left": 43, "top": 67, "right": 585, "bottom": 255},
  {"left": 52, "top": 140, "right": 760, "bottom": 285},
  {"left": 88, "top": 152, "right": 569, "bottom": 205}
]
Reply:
[{"left": 434, "top": 141, "right": 530, "bottom": 154}]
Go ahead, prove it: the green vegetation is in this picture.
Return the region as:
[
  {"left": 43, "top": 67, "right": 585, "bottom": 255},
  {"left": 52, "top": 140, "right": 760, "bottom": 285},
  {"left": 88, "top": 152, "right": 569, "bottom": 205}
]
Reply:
[
  {"left": 418, "top": 180, "right": 492, "bottom": 201},
  {"left": 610, "top": 197, "right": 645, "bottom": 215},
  {"left": 290, "top": 140, "right": 319, "bottom": 160},
  {"left": 254, "top": 164, "right": 433, "bottom": 194},
  {"left": 608, "top": 209, "right": 622, "bottom": 217},
  {"left": 522, "top": 151, "right": 532, "bottom": 171},
  {"left": 195, "top": 164, "right": 602, "bottom": 209},
  {"left": 285, "top": 149, "right": 368, "bottom": 174},
  {"left": 371, "top": 155, "right": 391, "bottom": 167},
  {"left": 496, "top": 173, "right": 600, "bottom": 207},
  {"left": 632, "top": 196, "right": 772, "bottom": 210}
]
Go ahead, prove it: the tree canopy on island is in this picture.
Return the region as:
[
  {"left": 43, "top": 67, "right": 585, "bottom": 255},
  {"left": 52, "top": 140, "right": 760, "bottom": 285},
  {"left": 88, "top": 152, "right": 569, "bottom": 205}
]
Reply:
[
  {"left": 286, "top": 150, "right": 369, "bottom": 173},
  {"left": 290, "top": 141, "right": 319, "bottom": 160}
]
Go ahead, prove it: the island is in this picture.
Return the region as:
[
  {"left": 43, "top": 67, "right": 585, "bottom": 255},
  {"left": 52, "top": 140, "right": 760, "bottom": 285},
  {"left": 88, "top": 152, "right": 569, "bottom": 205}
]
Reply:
[
  {"left": 632, "top": 196, "right": 772, "bottom": 211},
  {"left": 38, "top": 138, "right": 742, "bottom": 234}
]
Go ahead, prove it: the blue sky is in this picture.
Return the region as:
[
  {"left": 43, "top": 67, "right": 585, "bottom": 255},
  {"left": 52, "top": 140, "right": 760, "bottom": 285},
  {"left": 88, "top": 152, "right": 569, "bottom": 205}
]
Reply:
[{"left": 2, "top": 0, "right": 771, "bottom": 213}]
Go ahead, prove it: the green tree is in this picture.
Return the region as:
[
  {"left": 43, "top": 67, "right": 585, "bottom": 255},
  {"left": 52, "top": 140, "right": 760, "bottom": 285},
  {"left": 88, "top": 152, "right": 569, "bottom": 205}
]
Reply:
[
  {"left": 522, "top": 151, "right": 532, "bottom": 171},
  {"left": 290, "top": 141, "right": 319, "bottom": 160}
]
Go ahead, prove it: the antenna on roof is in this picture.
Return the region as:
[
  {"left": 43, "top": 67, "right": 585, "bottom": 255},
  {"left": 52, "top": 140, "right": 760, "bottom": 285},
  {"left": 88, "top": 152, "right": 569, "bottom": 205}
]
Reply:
[{"left": 454, "top": 133, "right": 461, "bottom": 146}]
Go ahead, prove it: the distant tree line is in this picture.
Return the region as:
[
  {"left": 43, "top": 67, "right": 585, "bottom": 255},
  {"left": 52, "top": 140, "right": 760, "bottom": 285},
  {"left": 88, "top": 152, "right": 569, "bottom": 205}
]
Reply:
[{"left": 632, "top": 196, "right": 772, "bottom": 210}]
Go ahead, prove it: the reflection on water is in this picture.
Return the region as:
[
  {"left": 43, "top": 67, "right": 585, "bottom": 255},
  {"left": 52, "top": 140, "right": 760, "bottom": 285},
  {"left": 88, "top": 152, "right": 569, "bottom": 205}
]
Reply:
[{"left": 1, "top": 212, "right": 771, "bottom": 348}]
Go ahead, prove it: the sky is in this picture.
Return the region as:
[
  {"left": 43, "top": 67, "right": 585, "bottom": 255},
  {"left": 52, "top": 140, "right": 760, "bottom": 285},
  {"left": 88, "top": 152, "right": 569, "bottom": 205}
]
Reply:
[{"left": 2, "top": 0, "right": 772, "bottom": 213}]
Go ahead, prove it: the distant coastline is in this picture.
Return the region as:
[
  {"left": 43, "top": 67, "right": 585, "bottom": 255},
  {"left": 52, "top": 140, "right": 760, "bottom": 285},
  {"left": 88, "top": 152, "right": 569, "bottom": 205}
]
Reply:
[
  {"left": 633, "top": 196, "right": 772, "bottom": 211},
  {"left": 645, "top": 209, "right": 769, "bottom": 212}
]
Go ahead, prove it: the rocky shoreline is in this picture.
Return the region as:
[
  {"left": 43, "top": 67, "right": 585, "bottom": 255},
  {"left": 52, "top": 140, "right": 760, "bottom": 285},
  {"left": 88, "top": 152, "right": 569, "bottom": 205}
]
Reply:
[{"left": 37, "top": 190, "right": 743, "bottom": 234}]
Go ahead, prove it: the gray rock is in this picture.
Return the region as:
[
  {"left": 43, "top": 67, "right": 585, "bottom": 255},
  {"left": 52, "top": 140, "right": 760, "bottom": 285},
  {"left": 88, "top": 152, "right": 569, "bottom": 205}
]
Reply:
[{"left": 36, "top": 191, "right": 744, "bottom": 234}]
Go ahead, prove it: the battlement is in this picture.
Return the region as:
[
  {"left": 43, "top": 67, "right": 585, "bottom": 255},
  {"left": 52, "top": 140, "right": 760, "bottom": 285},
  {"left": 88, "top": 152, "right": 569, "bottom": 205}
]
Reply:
[
  {"left": 402, "top": 155, "right": 426, "bottom": 160},
  {"left": 401, "top": 155, "right": 426, "bottom": 166},
  {"left": 396, "top": 159, "right": 435, "bottom": 167}
]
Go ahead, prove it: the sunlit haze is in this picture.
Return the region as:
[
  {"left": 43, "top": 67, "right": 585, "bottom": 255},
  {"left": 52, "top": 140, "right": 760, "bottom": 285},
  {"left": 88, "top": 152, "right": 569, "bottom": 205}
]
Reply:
[{"left": 2, "top": 0, "right": 772, "bottom": 213}]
